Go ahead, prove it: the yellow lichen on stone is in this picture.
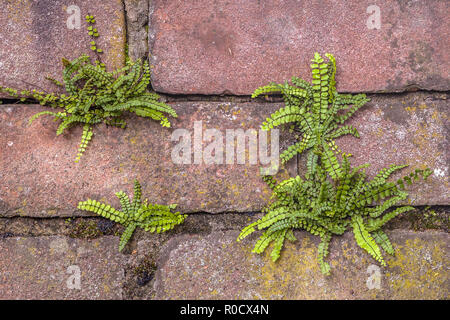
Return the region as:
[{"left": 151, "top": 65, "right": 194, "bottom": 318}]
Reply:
[
  {"left": 248, "top": 236, "right": 332, "bottom": 299},
  {"left": 105, "top": 0, "right": 127, "bottom": 68},
  {"left": 385, "top": 237, "right": 448, "bottom": 299}
]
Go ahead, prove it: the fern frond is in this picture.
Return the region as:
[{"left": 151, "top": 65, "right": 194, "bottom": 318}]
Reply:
[
  {"left": 119, "top": 223, "right": 137, "bottom": 251},
  {"left": 132, "top": 179, "right": 142, "bottom": 212},
  {"left": 318, "top": 232, "right": 331, "bottom": 275},
  {"left": 321, "top": 142, "right": 342, "bottom": 179},
  {"left": 280, "top": 134, "right": 310, "bottom": 164},
  {"left": 29, "top": 111, "right": 58, "bottom": 125},
  {"left": 116, "top": 191, "right": 132, "bottom": 215},
  {"left": 75, "top": 124, "right": 93, "bottom": 163},
  {"left": 352, "top": 215, "right": 385, "bottom": 266},
  {"left": 366, "top": 206, "right": 414, "bottom": 232},
  {"left": 270, "top": 229, "right": 287, "bottom": 262},
  {"left": 77, "top": 199, "right": 128, "bottom": 224},
  {"left": 372, "top": 230, "right": 395, "bottom": 255}
]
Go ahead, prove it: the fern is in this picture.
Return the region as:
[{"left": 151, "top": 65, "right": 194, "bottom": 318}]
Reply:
[
  {"left": 78, "top": 180, "right": 187, "bottom": 251},
  {"left": 0, "top": 15, "right": 177, "bottom": 162},
  {"left": 240, "top": 53, "right": 432, "bottom": 274},
  {"left": 256, "top": 53, "right": 369, "bottom": 172},
  {"left": 239, "top": 156, "right": 431, "bottom": 273}
]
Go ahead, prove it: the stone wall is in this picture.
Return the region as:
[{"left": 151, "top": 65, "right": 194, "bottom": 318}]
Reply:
[{"left": 0, "top": 0, "right": 448, "bottom": 299}]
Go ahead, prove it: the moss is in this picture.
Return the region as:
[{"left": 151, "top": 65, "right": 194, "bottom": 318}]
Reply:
[
  {"left": 387, "top": 206, "right": 449, "bottom": 232},
  {"left": 409, "top": 207, "right": 449, "bottom": 231},
  {"left": 67, "top": 218, "right": 118, "bottom": 239},
  {"left": 133, "top": 255, "right": 158, "bottom": 286}
]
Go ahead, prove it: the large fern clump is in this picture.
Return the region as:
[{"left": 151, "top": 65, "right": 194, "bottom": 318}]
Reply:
[
  {"left": 239, "top": 53, "right": 432, "bottom": 274},
  {"left": 78, "top": 180, "right": 187, "bottom": 251},
  {"left": 238, "top": 157, "right": 431, "bottom": 275},
  {"left": 1, "top": 15, "right": 176, "bottom": 162}
]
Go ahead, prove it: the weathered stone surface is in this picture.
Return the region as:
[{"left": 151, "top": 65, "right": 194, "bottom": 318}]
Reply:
[
  {"left": 0, "top": 236, "right": 126, "bottom": 299},
  {"left": 0, "top": 0, "right": 125, "bottom": 97},
  {"left": 149, "top": 0, "right": 450, "bottom": 95},
  {"left": 0, "top": 102, "right": 293, "bottom": 217},
  {"left": 326, "top": 92, "right": 449, "bottom": 205},
  {"left": 0, "top": 92, "right": 448, "bottom": 218},
  {"left": 154, "top": 229, "right": 449, "bottom": 299},
  {"left": 124, "top": 0, "right": 149, "bottom": 61}
]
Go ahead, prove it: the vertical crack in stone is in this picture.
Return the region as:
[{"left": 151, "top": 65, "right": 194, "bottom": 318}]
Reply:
[{"left": 124, "top": 0, "right": 150, "bottom": 61}]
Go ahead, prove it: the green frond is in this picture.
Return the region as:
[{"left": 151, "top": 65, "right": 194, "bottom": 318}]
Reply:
[
  {"left": 252, "top": 230, "right": 279, "bottom": 255},
  {"left": 2, "top": 22, "right": 176, "bottom": 162},
  {"left": 352, "top": 215, "right": 385, "bottom": 266},
  {"left": 75, "top": 124, "right": 93, "bottom": 163},
  {"left": 252, "top": 84, "right": 282, "bottom": 98},
  {"left": 321, "top": 142, "right": 342, "bottom": 179},
  {"left": 77, "top": 198, "right": 128, "bottom": 224},
  {"left": 119, "top": 223, "right": 137, "bottom": 251},
  {"left": 270, "top": 229, "right": 287, "bottom": 262},
  {"left": 261, "top": 105, "right": 311, "bottom": 131},
  {"left": 116, "top": 191, "right": 132, "bottom": 215},
  {"left": 280, "top": 134, "right": 310, "bottom": 164},
  {"left": 372, "top": 230, "right": 395, "bottom": 255},
  {"left": 327, "top": 125, "right": 360, "bottom": 139},
  {"left": 237, "top": 223, "right": 258, "bottom": 241},
  {"left": 28, "top": 111, "right": 58, "bottom": 125},
  {"left": 366, "top": 206, "right": 414, "bottom": 232},
  {"left": 318, "top": 232, "right": 331, "bottom": 275},
  {"left": 306, "top": 150, "right": 319, "bottom": 177},
  {"left": 132, "top": 179, "right": 142, "bottom": 212}
]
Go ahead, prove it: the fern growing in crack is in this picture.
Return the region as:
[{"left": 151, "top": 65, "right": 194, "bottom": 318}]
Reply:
[
  {"left": 254, "top": 53, "right": 369, "bottom": 177},
  {"left": 77, "top": 179, "right": 187, "bottom": 251},
  {"left": 239, "top": 156, "right": 431, "bottom": 274},
  {"left": 0, "top": 15, "right": 176, "bottom": 162}
]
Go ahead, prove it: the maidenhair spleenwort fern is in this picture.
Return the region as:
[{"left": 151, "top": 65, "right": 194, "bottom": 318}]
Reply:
[
  {"left": 254, "top": 53, "right": 369, "bottom": 178},
  {"left": 238, "top": 157, "right": 432, "bottom": 275},
  {"left": 78, "top": 180, "right": 186, "bottom": 251},
  {"left": 239, "top": 52, "right": 433, "bottom": 275},
  {"left": 1, "top": 15, "right": 176, "bottom": 162}
]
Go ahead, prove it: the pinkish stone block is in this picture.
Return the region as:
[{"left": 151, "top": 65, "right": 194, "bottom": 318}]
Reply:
[
  {"left": 0, "top": 236, "right": 126, "bottom": 299},
  {"left": 149, "top": 0, "right": 449, "bottom": 95},
  {"left": 0, "top": 0, "right": 125, "bottom": 97}
]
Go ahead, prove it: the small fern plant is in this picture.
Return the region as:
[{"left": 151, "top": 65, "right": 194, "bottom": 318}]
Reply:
[
  {"left": 254, "top": 53, "right": 369, "bottom": 178},
  {"left": 238, "top": 156, "right": 431, "bottom": 275},
  {"left": 240, "top": 52, "right": 432, "bottom": 275},
  {"left": 0, "top": 15, "right": 176, "bottom": 162},
  {"left": 78, "top": 180, "right": 187, "bottom": 251}
]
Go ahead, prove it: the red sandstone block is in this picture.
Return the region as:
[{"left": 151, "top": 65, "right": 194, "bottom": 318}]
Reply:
[
  {"left": 0, "top": 0, "right": 125, "bottom": 97},
  {"left": 0, "top": 102, "right": 291, "bottom": 217},
  {"left": 0, "top": 236, "right": 126, "bottom": 299},
  {"left": 0, "top": 94, "right": 447, "bottom": 218},
  {"left": 149, "top": 0, "right": 449, "bottom": 95}
]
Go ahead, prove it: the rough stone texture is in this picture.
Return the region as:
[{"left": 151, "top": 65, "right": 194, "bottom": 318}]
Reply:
[
  {"left": 149, "top": 0, "right": 450, "bottom": 95},
  {"left": 0, "top": 102, "right": 293, "bottom": 217},
  {"left": 154, "top": 229, "right": 449, "bottom": 299},
  {"left": 0, "top": 236, "right": 126, "bottom": 299},
  {"left": 328, "top": 92, "right": 449, "bottom": 205},
  {"left": 0, "top": 92, "right": 448, "bottom": 218},
  {"left": 124, "top": 0, "right": 149, "bottom": 61},
  {"left": 0, "top": 0, "right": 125, "bottom": 97}
]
